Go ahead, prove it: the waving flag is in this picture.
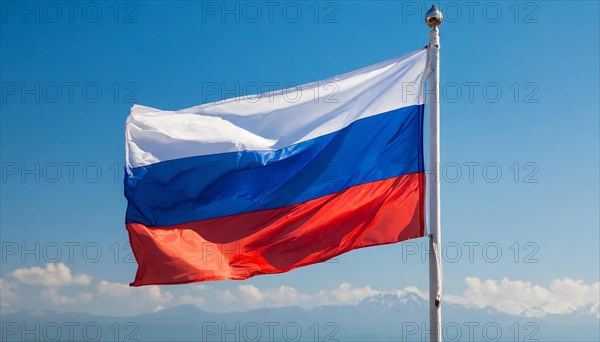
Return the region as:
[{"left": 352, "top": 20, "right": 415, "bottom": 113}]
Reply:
[{"left": 125, "top": 48, "right": 429, "bottom": 286}]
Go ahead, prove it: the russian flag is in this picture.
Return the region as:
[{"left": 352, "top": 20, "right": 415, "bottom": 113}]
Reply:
[{"left": 125, "top": 48, "right": 429, "bottom": 286}]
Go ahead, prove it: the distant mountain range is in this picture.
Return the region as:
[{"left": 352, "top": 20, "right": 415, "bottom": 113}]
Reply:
[{"left": 2, "top": 291, "right": 598, "bottom": 341}]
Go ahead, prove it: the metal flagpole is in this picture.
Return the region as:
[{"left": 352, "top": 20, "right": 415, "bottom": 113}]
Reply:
[{"left": 425, "top": 4, "right": 443, "bottom": 342}]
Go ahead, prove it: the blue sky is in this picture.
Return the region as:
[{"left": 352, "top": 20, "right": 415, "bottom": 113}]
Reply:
[{"left": 1, "top": 1, "right": 598, "bottom": 318}]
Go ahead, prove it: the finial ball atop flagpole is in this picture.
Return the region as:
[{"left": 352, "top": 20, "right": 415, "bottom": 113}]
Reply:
[{"left": 425, "top": 4, "right": 443, "bottom": 29}]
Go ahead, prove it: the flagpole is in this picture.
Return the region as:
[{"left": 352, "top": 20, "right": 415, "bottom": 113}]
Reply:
[{"left": 425, "top": 4, "right": 443, "bottom": 342}]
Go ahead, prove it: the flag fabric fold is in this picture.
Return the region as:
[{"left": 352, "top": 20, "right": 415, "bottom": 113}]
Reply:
[{"left": 125, "top": 48, "right": 429, "bottom": 286}]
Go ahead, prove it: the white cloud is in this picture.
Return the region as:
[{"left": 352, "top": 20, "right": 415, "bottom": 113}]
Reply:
[
  {"left": 96, "top": 280, "right": 174, "bottom": 307},
  {"left": 0, "top": 279, "right": 18, "bottom": 307},
  {"left": 144, "top": 286, "right": 175, "bottom": 303},
  {"left": 178, "top": 294, "right": 207, "bottom": 307},
  {"left": 8, "top": 264, "right": 93, "bottom": 306},
  {"left": 96, "top": 280, "right": 132, "bottom": 298},
  {"left": 331, "top": 282, "right": 382, "bottom": 304},
  {"left": 263, "top": 285, "right": 299, "bottom": 307},
  {"left": 237, "top": 283, "right": 383, "bottom": 307},
  {"left": 11, "top": 263, "right": 91, "bottom": 287},
  {"left": 97, "top": 280, "right": 207, "bottom": 309},
  {"left": 395, "top": 286, "right": 428, "bottom": 300},
  {"left": 238, "top": 284, "right": 303, "bottom": 307},
  {"left": 42, "top": 288, "right": 93, "bottom": 305},
  {"left": 238, "top": 284, "right": 264, "bottom": 304},
  {"left": 217, "top": 289, "right": 238, "bottom": 303},
  {"left": 446, "top": 277, "right": 600, "bottom": 317},
  {"left": 543, "top": 278, "right": 600, "bottom": 315},
  {"left": 178, "top": 285, "right": 208, "bottom": 307},
  {"left": 231, "top": 278, "right": 599, "bottom": 318},
  {"left": 5, "top": 266, "right": 597, "bottom": 319}
]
